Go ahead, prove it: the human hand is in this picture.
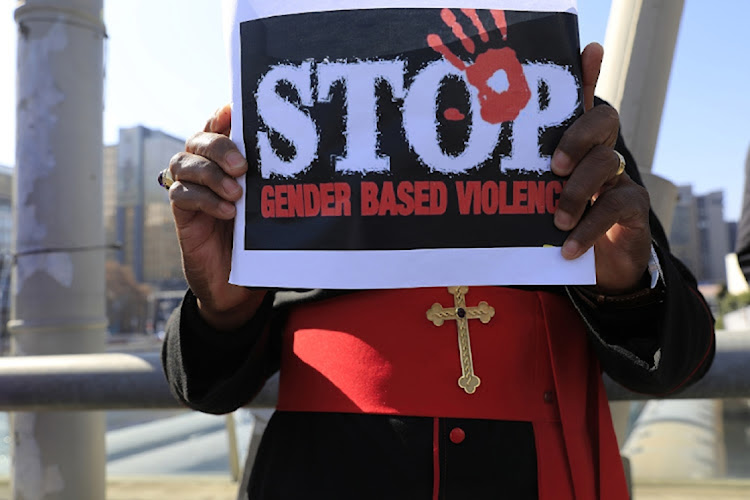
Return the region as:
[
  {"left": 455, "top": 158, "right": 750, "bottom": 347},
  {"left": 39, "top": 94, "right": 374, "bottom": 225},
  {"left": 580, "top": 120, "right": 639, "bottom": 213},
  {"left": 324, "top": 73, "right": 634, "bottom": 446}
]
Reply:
[
  {"left": 168, "top": 104, "right": 266, "bottom": 330},
  {"left": 551, "top": 43, "right": 652, "bottom": 295}
]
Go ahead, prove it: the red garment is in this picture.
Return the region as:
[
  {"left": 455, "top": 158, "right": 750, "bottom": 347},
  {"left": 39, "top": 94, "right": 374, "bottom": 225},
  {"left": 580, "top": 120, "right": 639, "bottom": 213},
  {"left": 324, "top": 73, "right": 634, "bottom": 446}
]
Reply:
[{"left": 277, "top": 287, "right": 628, "bottom": 500}]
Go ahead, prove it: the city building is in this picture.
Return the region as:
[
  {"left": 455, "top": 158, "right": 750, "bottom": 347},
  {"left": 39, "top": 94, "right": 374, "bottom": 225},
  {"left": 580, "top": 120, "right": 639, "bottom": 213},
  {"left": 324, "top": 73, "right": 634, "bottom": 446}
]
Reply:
[
  {"left": 104, "top": 126, "right": 186, "bottom": 288},
  {"left": 697, "top": 191, "right": 732, "bottom": 284},
  {"left": 670, "top": 186, "right": 733, "bottom": 284},
  {"left": 103, "top": 127, "right": 188, "bottom": 334},
  {"left": 103, "top": 144, "right": 118, "bottom": 255},
  {"left": 670, "top": 185, "right": 702, "bottom": 278}
]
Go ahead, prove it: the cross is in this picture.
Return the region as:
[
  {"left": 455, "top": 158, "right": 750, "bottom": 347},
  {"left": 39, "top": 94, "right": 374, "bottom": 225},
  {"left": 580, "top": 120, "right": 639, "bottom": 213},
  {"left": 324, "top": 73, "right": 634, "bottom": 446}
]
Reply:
[{"left": 426, "top": 286, "right": 495, "bottom": 395}]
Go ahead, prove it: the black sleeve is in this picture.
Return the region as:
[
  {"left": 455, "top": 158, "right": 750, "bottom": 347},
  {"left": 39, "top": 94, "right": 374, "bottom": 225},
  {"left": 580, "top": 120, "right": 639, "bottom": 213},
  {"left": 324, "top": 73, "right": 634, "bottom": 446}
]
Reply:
[
  {"left": 161, "top": 289, "right": 281, "bottom": 414},
  {"left": 566, "top": 100, "right": 715, "bottom": 395},
  {"left": 735, "top": 147, "right": 750, "bottom": 282}
]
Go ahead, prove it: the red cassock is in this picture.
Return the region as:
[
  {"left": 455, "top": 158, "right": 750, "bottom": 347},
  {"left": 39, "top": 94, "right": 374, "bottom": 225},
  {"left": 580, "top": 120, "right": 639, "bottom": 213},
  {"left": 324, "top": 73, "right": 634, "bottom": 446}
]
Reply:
[{"left": 277, "top": 286, "right": 629, "bottom": 499}]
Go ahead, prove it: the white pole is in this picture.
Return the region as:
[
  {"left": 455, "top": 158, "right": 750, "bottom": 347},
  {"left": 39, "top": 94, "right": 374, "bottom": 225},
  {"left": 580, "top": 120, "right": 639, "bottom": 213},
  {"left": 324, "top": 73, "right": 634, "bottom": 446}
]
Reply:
[
  {"left": 597, "top": 0, "right": 686, "bottom": 232},
  {"left": 598, "top": 0, "right": 686, "bottom": 174},
  {"left": 10, "top": 1, "right": 107, "bottom": 498}
]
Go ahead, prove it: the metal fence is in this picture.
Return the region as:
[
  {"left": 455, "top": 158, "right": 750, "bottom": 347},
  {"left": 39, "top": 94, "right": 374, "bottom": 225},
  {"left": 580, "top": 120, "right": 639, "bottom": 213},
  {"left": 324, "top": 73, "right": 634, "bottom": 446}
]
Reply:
[{"left": 0, "top": 332, "right": 748, "bottom": 411}]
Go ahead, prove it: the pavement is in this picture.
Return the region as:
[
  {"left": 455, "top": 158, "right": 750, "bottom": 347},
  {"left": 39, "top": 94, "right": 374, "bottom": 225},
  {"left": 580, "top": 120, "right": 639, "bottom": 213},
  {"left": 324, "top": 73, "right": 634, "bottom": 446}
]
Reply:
[
  {"left": 104, "top": 477, "right": 239, "bottom": 500},
  {"left": 633, "top": 479, "right": 750, "bottom": 499},
  {"left": 0, "top": 476, "right": 238, "bottom": 500},
  {"left": 2, "top": 478, "right": 750, "bottom": 499}
]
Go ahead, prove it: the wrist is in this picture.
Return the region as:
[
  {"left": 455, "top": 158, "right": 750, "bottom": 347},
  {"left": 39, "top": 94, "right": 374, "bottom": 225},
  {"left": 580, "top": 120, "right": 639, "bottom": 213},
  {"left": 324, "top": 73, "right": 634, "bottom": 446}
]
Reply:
[
  {"left": 197, "top": 289, "right": 268, "bottom": 331},
  {"left": 572, "top": 278, "right": 665, "bottom": 310},
  {"left": 593, "top": 267, "right": 651, "bottom": 296},
  {"left": 582, "top": 242, "right": 665, "bottom": 306}
]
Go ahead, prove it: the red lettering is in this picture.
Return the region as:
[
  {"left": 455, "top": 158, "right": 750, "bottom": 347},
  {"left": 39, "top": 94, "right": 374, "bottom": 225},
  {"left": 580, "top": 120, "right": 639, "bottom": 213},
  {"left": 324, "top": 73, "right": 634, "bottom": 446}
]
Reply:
[
  {"left": 287, "top": 184, "right": 304, "bottom": 217},
  {"left": 259, "top": 183, "right": 351, "bottom": 218},
  {"left": 397, "top": 181, "right": 414, "bottom": 216},
  {"left": 430, "top": 182, "right": 448, "bottom": 215},
  {"left": 335, "top": 182, "right": 351, "bottom": 216},
  {"left": 304, "top": 184, "right": 320, "bottom": 216},
  {"left": 481, "top": 181, "right": 499, "bottom": 215},
  {"left": 527, "top": 181, "right": 546, "bottom": 214},
  {"left": 275, "top": 185, "right": 289, "bottom": 217},
  {"left": 414, "top": 181, "right": 430, "bottom": 215},
  {"left": 499, "top": 181, "right": 525, "bottom": 214},
  {"left": 363, "top": 181, "right": 453, "bottom": 217},
  {"left": 361, "top": 181, "right": 379, "bottom": 216},
  {"left": 261, "top": 185, "right": 275, "bottom": 218},
  {"left": 508, "top": 181, "right": 527, "bottom": 214},
  {"left": 458, "top": 181, "right": 482, "bottom": 215},
  {"left": 320, "top": 183, "right": 335, "bottom": 216},
  {"left": 378, "top": 182, "right": 398, "bottom": 216},
  {"left": 498, "top": 181, "right": 509, "bottom": 213}
]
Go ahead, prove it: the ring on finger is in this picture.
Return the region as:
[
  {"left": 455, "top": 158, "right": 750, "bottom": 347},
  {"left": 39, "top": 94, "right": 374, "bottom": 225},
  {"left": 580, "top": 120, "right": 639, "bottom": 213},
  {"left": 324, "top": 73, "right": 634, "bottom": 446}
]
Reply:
[
  {"left": 614, "top": 150, "right": 626, "bottom": 176},
  {"left": 158, "top": 168, "right": 175, "bottom": 190}
]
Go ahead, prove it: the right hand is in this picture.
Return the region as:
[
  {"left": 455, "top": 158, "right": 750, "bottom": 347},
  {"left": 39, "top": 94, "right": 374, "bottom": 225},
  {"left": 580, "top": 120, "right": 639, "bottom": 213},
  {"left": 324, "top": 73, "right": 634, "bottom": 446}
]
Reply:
[{"left": 168, "top": 104, "right": 266, "bottom": 330}]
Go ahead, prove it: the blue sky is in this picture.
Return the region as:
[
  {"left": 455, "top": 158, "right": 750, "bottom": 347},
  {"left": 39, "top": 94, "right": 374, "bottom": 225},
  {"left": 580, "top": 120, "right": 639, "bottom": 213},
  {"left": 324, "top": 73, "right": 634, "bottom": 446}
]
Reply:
[{"left": 0, "top": 0, "right": 748, "bottom": 220}]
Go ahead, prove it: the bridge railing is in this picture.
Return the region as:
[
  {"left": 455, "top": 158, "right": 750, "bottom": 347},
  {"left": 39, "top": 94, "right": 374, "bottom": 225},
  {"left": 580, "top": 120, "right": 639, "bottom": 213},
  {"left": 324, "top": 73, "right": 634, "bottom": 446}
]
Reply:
[{"left": 1, "top": 331, "right": 747, "bottom": 411}]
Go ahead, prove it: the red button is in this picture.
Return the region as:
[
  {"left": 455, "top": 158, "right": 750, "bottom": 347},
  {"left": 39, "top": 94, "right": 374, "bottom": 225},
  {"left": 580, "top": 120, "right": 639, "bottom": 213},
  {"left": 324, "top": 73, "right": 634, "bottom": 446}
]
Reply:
[{"left": 449, "top": 427, "right": 465, "bottom": 444}]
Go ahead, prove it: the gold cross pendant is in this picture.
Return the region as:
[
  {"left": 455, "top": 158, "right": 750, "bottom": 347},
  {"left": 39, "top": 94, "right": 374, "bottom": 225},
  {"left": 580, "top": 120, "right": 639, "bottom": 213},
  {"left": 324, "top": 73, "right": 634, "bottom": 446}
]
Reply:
[{"left": 426, "top": 286, "right": 495, "bottom": 395}]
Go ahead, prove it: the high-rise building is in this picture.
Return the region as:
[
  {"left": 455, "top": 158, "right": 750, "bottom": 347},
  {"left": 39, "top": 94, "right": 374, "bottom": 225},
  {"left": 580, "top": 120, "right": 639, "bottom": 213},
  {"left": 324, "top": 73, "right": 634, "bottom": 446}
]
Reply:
[
  {"left": 670, "top": 185, "right": 701, "bottom": 278},
  {"left": 106, "top": 126, "right": 186, "bottom": 288},
  {"left": 670, "top": 186, "right": 732, "bottom": 284},
  {"left": 103, "top": 144, "right": 118, "bottom": 255},
  {"left": 697, "top": 192, "right": 731, "bottom": 284}
]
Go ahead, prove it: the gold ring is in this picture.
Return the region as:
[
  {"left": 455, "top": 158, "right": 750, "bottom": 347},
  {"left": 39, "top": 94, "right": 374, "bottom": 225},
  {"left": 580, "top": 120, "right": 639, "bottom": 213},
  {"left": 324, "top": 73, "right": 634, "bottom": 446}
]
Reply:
[
  {"left": 158, "top": 168, "right": 174, "bottom": 190},
  {"left": 614, "top": 150, "right": 626, "bottom": 176}
]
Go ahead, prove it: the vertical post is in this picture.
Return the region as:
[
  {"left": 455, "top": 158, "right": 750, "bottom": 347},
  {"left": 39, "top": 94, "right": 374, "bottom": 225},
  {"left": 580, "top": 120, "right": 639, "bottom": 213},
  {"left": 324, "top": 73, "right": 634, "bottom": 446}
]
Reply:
[
  {"left": 226, "top": 413, "right": 241, "bottom": 481},
  {"left": 597, "top": 0, "right": 685, "bottom": 174},
  {"left": 597, "top": 0, "right": 685, "bottom": 232},
  {"left": 10, "top": 1, "right": 107, "bottom": 499}
]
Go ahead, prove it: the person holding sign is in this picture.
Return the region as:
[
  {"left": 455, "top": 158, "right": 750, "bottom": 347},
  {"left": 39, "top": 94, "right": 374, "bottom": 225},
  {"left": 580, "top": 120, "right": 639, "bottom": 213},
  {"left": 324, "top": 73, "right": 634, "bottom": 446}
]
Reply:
[{"left": 161, "top": 3, "right": 714, "bottom": 500}]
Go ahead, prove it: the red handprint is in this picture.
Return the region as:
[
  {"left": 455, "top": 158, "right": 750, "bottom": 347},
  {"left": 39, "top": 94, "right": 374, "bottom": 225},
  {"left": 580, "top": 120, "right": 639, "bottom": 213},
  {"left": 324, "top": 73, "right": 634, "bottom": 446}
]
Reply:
[{"left": 427, "top": 9, "right": 531, "bottom": 124}]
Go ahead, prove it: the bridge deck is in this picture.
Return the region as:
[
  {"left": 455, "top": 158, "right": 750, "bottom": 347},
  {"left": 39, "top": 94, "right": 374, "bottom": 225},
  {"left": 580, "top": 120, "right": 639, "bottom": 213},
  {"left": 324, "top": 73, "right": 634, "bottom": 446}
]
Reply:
[{"left": 1, "top": 477, "right": 749, "bottom": 499}]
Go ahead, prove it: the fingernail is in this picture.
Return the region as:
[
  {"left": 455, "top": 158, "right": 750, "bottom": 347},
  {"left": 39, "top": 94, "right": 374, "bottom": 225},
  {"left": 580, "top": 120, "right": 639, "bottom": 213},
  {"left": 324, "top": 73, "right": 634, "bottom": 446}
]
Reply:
[
  {"left": 225, "top": 152, "right": 246, "bottom": 171},
  {"left": 555, "top": 210, "right": 573, "bottom": 230},
  {"left": 561, "top": 240, "right": 580, "bottom": 259},
  {"left": 223, "top": 178, "right": 241, "bottom": 196},
  {"left": 220, "top": 201, "right": 236, "bottom": 216},
  {"left": 551, "top": 150, "right": 572, "bottom": 175}
]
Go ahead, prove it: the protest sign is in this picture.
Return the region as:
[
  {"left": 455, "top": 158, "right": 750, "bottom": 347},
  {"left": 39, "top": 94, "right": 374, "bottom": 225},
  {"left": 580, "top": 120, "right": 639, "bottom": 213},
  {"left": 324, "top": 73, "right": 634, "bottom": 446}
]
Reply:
[{"left": 226, "top": 0, "right": 595, "bottom": 289}]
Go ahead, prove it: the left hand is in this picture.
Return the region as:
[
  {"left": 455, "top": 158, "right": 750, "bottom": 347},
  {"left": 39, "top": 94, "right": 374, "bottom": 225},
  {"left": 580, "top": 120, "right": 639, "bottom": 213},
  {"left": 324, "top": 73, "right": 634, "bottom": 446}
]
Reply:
[{"left": 551, "top": 43, "right": 652, "bottom": 295}]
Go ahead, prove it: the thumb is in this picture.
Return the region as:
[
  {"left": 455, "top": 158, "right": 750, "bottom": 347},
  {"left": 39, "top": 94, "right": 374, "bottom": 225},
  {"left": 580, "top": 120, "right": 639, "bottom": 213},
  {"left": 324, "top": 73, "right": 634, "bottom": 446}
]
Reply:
[
  {"left": 581, "top": 43, "right": 604, "bottom": 112},
  {"left": 203, "top": 103, "right": 233, "bottom": 136}
]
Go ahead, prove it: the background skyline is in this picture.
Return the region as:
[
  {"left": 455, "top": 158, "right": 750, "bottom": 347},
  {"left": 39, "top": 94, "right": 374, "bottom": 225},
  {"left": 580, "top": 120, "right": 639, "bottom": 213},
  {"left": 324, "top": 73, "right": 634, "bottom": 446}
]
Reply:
[{"left": 0, "top": 0, "right": 748, "bottom": 221}]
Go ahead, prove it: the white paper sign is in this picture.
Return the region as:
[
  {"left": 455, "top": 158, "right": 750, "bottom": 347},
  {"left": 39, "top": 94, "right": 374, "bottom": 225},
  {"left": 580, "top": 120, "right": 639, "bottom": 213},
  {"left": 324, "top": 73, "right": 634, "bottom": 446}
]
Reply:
[{"left": 225, "top": 0, "right": 595, "bottom": 289}]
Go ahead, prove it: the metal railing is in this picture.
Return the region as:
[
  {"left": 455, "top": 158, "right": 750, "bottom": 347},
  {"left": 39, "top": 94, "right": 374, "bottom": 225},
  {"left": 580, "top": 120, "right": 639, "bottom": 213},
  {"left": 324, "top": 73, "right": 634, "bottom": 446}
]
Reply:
[
  {"left": 0, "top": 331, "right": 748, "bottom": 411},
  {"left": 0, "top": 351, "right": 275, "bottom": 411}
]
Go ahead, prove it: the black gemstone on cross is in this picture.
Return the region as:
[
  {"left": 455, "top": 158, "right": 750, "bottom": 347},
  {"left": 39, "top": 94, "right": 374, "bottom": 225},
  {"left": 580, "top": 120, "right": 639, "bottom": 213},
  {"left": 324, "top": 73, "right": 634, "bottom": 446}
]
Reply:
[{"left": 457, "top": 308, "right": 466, "bottom": 318}]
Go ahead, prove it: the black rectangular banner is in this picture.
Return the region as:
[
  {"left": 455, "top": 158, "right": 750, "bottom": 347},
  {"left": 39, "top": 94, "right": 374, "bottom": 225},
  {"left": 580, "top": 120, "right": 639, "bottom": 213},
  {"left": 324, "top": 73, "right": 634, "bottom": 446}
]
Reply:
[{"left": 239, "top": 7, "right": 583, "bottom": 252}]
